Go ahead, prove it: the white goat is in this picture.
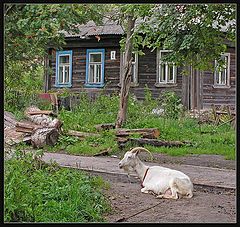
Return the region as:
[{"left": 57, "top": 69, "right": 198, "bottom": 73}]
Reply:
[{"left": 118, "top": 147, "right": 193, "bottom": 199}]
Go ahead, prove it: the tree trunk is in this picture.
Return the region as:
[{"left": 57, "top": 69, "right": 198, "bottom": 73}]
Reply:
[{"left": 115, "top": 15, "right": 136, "bottom": 128}]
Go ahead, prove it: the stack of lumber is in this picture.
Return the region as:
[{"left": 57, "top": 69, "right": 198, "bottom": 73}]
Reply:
[
  {"left": 115, "top": 127, "right": 191, "bottom": 148},
  {"left": 4, "top": 106, "right": 62, "bottom": 148}
]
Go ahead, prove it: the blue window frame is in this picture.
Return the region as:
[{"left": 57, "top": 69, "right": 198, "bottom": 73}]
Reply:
[
  {"left": 55, "top": 50, "right": 73, "bottom": 87},
  {"left": 85, "top": 49, "right": 105, "bottom": 88}
]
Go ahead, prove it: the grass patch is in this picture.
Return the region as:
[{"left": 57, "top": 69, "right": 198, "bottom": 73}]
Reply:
[
  {"left": 22, "top": 92, "right": 235, "bottom": 160},
  {"left": 4, "top": 152, "right": 111, "bottom": 223}
]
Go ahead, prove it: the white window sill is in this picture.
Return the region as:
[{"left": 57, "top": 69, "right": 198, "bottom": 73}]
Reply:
[
  {"left": 212, "top": 85, "right": 231, "bottom": 89},
  {"left": 154, "top": 83, "right": 177, "bottom": 88}
]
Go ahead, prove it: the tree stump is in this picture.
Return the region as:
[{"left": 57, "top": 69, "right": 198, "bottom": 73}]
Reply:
[{"left": 31, "top": 127, "right": 59, "bottom": 148}]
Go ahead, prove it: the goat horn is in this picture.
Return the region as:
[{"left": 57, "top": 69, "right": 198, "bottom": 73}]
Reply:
[{"left": 130, "top": 147, "right": 154, "bottom": 160}]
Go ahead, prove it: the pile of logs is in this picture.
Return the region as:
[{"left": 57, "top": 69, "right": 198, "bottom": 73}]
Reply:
[
  {"left": 95, "top": 124, "right": 192, "bottom": 148},
  {"left": 4, "top": 106, "right": 62, "bottom": 148}
]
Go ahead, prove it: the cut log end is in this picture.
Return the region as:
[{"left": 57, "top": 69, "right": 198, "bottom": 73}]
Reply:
[{"left": 31, "top": 128, "right": 59, "bottom": 148}]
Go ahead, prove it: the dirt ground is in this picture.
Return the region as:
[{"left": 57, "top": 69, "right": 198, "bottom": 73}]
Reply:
[
  {"left": 97, "top": 153, "right": 236, "bottom": 223},
  {"left": 94, "top": 172, "right": 236, "bottom": 223}
]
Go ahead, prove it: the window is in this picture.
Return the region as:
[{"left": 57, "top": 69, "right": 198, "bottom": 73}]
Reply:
[
  {"left": 214, "top": 53, "right": 230, "bottom": 87},
  {"left": 85, "top": 49, "right": 105, "bottom": 88},
  {"left": 55, "top": 50, "right": 72, "bottom": 87},
  {"left": 156, "top": 50, "right": 177, "bottom": 85},
  {"left": 120, "top": 52, "right": 138, "bottom": 85}
]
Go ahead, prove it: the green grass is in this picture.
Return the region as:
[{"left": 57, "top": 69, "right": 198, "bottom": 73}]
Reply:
[
  {"left": 4, "top": 152, "right": 111, "bottom": 223},
  {"left": 49, "top": 93, "right": 235, "bottom": 160}
]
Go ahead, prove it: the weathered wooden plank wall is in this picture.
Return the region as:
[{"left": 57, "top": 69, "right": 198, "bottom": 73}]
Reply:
[
  {"left": 47, "top": 37, "right": 236, "bottom": 110},
  {"left": 201, "top": 47, "right": 236, "bottom": 109}
]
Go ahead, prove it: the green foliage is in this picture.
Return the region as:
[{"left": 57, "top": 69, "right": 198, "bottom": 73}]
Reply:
[
  {"left": 4, "top": 152, "right": 111, "bottom": 223},
  {"left": 4, "top": 4, "right": 104, "bottom": 62},
  {"left": 4, "top": 4, "right": 105, "bottom": 114},
  {"left": 160, "top": 91, "right": 184, "bottom": 119},
  {"left": 50, "top": 94, "right": 235, "bottom": 160},
  {"left": 4, "top": 62, "right": 44, "bottom": 114},
  {"left": 135, "top": 4, "right": 236, "bottom": 71}
]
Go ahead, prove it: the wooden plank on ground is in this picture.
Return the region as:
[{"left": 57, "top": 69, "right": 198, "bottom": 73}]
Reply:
[
  {"left": 67, "top": 130, "right": 99, "bottom": 138},
  {"left": 121, "top": 138, "right": 192, "bottom": 147},
  {"left": 116, "top": 128, "right": 160, "bottom": 139}
]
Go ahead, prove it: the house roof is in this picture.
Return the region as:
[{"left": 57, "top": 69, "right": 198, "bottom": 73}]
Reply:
[{"left": 63, "top": 20, "right": 124, "bottom": 38}]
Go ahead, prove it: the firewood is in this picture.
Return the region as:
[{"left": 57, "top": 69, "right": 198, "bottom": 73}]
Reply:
[
  {"left": 67, "top": 130, "right": 99, "bottom": 138},
  {"left": 15, "top": 127, "right": 34, "bottom": 134},
  {"left": 31, "top": 127, "right": 59, "bottom": 148},
  {"left": 16, "top": 122, "right": 35, "bottom": 130},
  {"left": 116, "top": 128, "right": 160, "bottom": 139},
  {"left": 4, "top": 115, "right": 18, "bottom": 127},
  {"left": 25, "top": 106, "right": 62, "bottom": 129},
  {"left": 119, "top": 138, "right": 191, "bottom": 147},
  {"left": 27, "top": 110, "right": 54, "bottom": 116},
  {"left": 95, "top": 123, "right": 115, "bottom": 131}
]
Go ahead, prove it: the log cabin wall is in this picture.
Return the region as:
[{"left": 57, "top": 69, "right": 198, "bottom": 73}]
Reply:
[
  {"left": 130, "top": 48, "right": 184, "bottom": 100},
  {"left": 48, "top": 36, "right": 122, "bottom": 98},
  {"left": 47, "top": 36, "right": 236, "bottom": 111},
  {"left": 201, "top": 47, "right": 236, "bottom": 110},
  {"left": 48, "top": 40, "right": 184, "bottom": 101}
]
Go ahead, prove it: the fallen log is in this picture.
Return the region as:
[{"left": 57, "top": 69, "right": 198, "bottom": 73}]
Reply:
[
  {"left": 15, "top": 127, "right": 34, "bottom": 134},
  {"left": 116, "top": 128, "right": 160, "bottom": 139},
  {"left": 25, "top": 106, "right": 62, "bottom": 129},
  {"left": 119, "top": 138, "right": 191, "bottom": 147},
  {"left": 67, "top": 130, "right": 99, "bottom": 138},
  {"left": 4, "top": 114, "right": 18, "bottom": 127},
  {"left": 31, "top": 127, "right": 59, "bottom": 148},
  {"left": 95, "top": 123, "right": 115, "bottom": 131},
  {"left": 93, "top": 148, "right": 111, "bottom": 157},
  {"left": 27, "top": 110, "right": 54, "bottom": 116}
]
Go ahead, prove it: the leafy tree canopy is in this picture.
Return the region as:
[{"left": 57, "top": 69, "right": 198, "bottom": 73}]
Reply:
[
  {"left": 4, "top": 4, "right": 105, "bottom": 65},
  {"left": 134, "top": 4, "right": 236, "bottom": 71}
]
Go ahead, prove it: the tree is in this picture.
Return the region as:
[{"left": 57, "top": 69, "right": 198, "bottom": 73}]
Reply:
[
  {"left": 115, "top": 4, "right": 236, "bottom": 127},
  {"left": 4, "top": 4, "right": 105, "bottom": 111},
  {"left": 113, "top": 4, "right": 153, "bottom": 128},
  {"left": 135, "top": 4, "right": 236, "bottom": 71}
]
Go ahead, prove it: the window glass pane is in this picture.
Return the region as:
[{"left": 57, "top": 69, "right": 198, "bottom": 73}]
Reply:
[
  {"left": 132, "top": 53, "right": 136, "bottom": 62},
  {"left": 59, "top": 66, "right": 64, "bottom": 83},
  {"left": 59, "top": 55, "right": 69, "bottom": 64},
  {"left": 160, "top": 51, "right": 170, "bottom": 63},
  {"left": 168, "top": 64, "right": 174, "bottom": 82},
  {"left": 90, "top": 53, "right": 101, "bottom": 63},
  {"left": 221, "top": 70, "right": 226, "bottom": 85},
  {"left": 131, "top": 64, "right": 135, "bottom": 83},
  {"left": 89, "top": 65, "right": 94, "bottom": 83},
  {"left": 65, "top": 66, "right": 70, "bottom": 83},
  {"left": 160, "top": 64, "right": 166, "bottom": 82},
  {"left": 96, "top": 64, "right": 101, "bottom": 83}
]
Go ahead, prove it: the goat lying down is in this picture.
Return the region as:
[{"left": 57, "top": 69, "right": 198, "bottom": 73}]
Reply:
[{"left": 118, "top": 147, "right": 193, "bottom": 199}]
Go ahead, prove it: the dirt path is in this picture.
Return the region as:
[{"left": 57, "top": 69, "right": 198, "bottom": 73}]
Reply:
[
  {"left": 94, "top": 172, "right": 236, "bottom": 223},
  {"left": 34, "top": 151, "right": 237, "bottom": 223}
]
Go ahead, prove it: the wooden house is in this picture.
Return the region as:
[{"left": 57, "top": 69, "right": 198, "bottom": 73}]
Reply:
[{"left": 45, "top": 20, "right": 236, "bottom": 110}]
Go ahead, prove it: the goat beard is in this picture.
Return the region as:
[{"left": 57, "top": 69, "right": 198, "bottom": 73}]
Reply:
[{"left": 122, "top": 165, "right": 135, "bottom": 174}]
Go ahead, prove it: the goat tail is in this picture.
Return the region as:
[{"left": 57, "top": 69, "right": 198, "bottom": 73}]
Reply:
[{"left": 130, "top": 147, "right": 154, "bottom": 160}]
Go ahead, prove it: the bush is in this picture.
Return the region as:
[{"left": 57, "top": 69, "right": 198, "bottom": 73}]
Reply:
[
  {"left": 4, "top": 152, "right": 111, "bottom": 223},
  {"left": 160, "top": 91, "right": 184, "bottom": 119}
]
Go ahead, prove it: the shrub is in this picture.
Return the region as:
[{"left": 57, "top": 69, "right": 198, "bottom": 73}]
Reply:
[{"left": 160, "top": 91, "right": 184, "bottom": 119}]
